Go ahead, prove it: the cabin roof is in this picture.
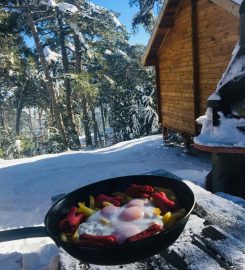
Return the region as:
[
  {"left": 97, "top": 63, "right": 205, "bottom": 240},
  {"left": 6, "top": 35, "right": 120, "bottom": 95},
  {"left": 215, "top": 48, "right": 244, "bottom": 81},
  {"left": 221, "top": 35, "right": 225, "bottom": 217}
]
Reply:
[{"left": 142, "top": 0, "right": 240, "bottom": 66}]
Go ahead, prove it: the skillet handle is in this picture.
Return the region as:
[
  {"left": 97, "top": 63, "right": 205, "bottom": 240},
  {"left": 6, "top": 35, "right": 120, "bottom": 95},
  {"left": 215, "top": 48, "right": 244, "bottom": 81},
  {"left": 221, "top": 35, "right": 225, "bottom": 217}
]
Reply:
[{"left": 0, "top": 226, "right": 48, "bottom": 242}]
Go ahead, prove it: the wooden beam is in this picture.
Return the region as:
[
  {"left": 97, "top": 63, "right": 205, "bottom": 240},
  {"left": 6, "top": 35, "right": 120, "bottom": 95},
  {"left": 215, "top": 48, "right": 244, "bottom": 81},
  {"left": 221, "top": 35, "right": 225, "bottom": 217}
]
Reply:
[
  {"left": 159, "top": 18, "right": 175, "bottom": 28},
  {"left": 155, "top": 58, "right": 163, "bottom": 124},
  {"left": 191, "top": 0, "right": 200, "bottom": 135}
]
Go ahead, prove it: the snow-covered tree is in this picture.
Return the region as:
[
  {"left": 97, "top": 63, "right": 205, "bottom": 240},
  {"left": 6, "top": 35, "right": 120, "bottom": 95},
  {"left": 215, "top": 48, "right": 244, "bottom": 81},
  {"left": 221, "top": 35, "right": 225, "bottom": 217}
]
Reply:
[{"left": 129, "top": 0, "right": 164, "bottom": 33}]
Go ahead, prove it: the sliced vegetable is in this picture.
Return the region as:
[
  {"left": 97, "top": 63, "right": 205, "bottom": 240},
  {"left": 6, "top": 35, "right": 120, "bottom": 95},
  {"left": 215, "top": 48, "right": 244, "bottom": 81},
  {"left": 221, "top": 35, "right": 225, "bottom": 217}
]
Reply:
[
  {"left": 95, "top": 194, "right": 121, "bottom": 208},
  {"left": 59, "top": 206, "right": 84, "bottom": 233},
  {"left": 89, "top": 195, "right": 95, "bottom": 209},
  {"left": 125, "top": 184, "right": 154, "bottom": 198},
  {"left": 77, "top": 202, "right": 96, "bottom": 216},
  {"left": 163, "top": 208, "right": 186, "bottom": 229},
  {"left": 152, "top": 192, "right": 175, "bottom": 213},
  {"left": 125, "top": 224, "right": 162, "bottom": 242},
  {"left": 79, "top": 233, "right": 118, "bottom": 246}
]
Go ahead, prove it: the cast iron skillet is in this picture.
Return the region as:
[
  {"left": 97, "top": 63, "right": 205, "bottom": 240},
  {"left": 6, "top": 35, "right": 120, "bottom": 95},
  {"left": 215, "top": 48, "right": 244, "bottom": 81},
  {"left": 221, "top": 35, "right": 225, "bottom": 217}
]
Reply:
[{"left": 0, "top": 175, "right": 195, "bottom": 265}]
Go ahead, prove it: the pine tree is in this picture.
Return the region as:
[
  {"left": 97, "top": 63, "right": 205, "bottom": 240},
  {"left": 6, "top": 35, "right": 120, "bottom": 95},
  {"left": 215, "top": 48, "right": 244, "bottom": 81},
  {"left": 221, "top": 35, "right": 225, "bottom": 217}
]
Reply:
[{"left": 129, "top": 0, "right": 164, "bottom": 33}]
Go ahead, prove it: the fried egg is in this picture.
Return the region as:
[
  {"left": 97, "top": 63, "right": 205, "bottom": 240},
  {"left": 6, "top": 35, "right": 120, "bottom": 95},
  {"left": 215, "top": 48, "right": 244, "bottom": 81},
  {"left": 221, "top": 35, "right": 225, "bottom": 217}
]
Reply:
[{"left": 78, "top": 199, "right": 163, "bottom": 243}]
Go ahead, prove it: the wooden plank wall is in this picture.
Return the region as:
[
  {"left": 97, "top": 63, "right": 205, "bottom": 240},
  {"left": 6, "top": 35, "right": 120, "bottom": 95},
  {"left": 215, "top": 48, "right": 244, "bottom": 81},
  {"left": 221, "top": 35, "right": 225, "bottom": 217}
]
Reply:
[
  {"left": 158, "top": 0, "right": 195, "bottom": 135},
  {"left": 157, "top": 0, "right": 239, "bottom": 136},
  {"left": 197, "top": 0, "right": 239, "bottom": 115}
]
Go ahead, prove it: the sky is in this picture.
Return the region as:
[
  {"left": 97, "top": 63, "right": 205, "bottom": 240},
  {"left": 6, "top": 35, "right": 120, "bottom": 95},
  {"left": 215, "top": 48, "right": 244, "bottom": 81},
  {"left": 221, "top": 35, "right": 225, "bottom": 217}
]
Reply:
[{"left": 91, "top": 0, "right": 151, "bottom": 45}]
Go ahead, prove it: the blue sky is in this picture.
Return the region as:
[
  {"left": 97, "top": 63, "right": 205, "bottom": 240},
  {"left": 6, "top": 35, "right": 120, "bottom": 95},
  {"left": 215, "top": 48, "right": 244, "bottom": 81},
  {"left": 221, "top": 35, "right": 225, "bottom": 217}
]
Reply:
[{"left": 91, "top": 0, "right": 150, "bottom": 45}]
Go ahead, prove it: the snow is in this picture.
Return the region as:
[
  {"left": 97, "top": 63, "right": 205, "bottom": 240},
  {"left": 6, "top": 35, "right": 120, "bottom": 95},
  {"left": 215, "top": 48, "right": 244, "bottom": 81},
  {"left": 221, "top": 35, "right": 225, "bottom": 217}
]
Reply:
[
  {"left": 87, "top": 2, "right": 105, "bottom": 14},
  {"left": 116, "top": 49, "right": 128, "bottom": 58},
  {"left": 57, "top": 3, "right": 78, "bottom": 14},
  {"left": 104, "top": 49, "right": 112, "bottom": 55},
  {"left": 70, "top": 23, "right": 89, "bottom": 49},
  {"left": 40, "top": 0, "right": 57, "bottom": 7},
  {"left": 207, "top": 92, "right": 221, "bottom": 101},
  {"left": 194, "top": 108, "right": 245, "bottom": 147},
  {"left": 232, "top": 0, "right": 242, "bottom": 5},
  {"left": 104, "top": 75, "right": 115, "bottom": 85},
  {"left": 43, "top": 47, "right": 61, "bottom": 64},
  {"left": 195, "top": 40, "right": 245, "bottom": 148},
  {"left": 110, "top": 13, "right": 122, "bottom": 28},
  {"left": 0, "top": 135, "right": 212, "bottom": 269},
  {"left": 41, "top": 0, "right": 78, "bottom": 13}
]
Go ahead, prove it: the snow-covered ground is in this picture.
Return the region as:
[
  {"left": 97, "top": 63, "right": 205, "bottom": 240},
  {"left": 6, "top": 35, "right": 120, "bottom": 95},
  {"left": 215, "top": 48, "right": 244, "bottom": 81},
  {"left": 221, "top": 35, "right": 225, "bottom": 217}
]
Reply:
[{"left": 0, "top": 135, "right": 211, "bottom": 270}]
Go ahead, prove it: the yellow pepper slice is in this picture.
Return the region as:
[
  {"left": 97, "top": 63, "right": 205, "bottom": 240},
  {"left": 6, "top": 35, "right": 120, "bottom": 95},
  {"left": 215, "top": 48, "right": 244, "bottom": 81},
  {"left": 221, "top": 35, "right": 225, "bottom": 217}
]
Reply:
[
  {"left": 60, "top": 233, "right": 68, "bottom": 242},
  {"left": 71, "top": 229, "right": 79, "bottom": 240},
  {"left": 162, "top": 211, "right": 172, "bottom": 224},
  {"left": 77, "top": 202, "right": 95, "bottom": 216},
  {"left": 102, "top": 201, "right": 113, "bottom": 207},
  {"left": 89, "top": 195, "right": 95, "bottom": 209},
  {"left": 163, "top": 208, "right": 186, "bottom": 229}
]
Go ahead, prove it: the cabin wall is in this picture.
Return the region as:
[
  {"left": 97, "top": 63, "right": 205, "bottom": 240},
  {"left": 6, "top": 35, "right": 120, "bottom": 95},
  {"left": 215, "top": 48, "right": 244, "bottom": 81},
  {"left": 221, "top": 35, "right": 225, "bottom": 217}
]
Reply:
[
  {"left": 157, "top": 0, "right": 239, "bottom": 136},
  {"left": 158, "top": 0, "right": 195, "bottom": 135},
  {"left": 197, "top": 0, "right": 239, "bottom": 115}
]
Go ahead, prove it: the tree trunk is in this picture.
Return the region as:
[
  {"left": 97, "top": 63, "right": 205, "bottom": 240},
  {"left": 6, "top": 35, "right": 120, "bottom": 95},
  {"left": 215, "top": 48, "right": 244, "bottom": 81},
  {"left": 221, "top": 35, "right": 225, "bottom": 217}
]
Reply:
[
  {"left": 24, "top": 4, "right": 67, "bottom": 146},
  {"left": 28, "top": 108, "right": 35, "bottom": 139},
  {"left": 15, "top": 80, "right": 27, "bottom": 136},
  {"left": 82, "top": 97, "right": 92, "bottom": 146},
  {"left": 0, "top": 106, "right": 6, "bottom": 131},
  {"left": 91, "top": 108, "right": 98, "bottom": 147},
  {"left": 100, "top": 100, "right": 107, "bottom": 146},
  {"left": 56, "top": 9, "right": 80, "bottom": 149},
  {"left": 38, "top": 109, "right": 43, "bottom": 139},
  {"left": 15, "top": 104, "right": 23, "bottom": 136},
  {"left": 74, "top": 34, "right": 92, "bottom": 146}
]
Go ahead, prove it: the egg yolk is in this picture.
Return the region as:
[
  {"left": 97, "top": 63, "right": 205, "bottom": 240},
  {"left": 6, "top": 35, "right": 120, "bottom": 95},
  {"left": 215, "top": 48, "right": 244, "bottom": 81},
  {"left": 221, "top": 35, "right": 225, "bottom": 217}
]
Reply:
[
  {"left": 119, "top": 206, "right": 144, "bottom": 221},
  {"left": 126, "top": 199, "right": 146, "bottom": 207}
]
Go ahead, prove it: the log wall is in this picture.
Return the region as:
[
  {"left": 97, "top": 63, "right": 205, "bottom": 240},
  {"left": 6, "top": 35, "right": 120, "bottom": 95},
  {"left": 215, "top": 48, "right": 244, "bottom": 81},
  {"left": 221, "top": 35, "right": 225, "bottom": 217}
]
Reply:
[
  {"left": 158, "top": 0, "right": 195, "bottom": 135},
  {"left": 157, "top": 0, "right": 239, "bottom": 135},
  {"left": 197, "top": 0, "right": 239, "bottom": 115}
]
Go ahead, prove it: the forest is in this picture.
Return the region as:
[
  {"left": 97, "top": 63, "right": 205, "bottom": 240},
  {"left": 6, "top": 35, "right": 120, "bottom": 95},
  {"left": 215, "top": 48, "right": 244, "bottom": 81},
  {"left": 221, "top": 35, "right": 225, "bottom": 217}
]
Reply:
[{"left": 0, "top": 0, "right": 164, "bottom": 159}]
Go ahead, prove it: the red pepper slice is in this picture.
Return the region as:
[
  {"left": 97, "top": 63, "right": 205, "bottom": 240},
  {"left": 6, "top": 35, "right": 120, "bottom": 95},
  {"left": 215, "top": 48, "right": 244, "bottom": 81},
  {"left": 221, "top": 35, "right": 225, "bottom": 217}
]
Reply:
[
  {"left": 79, "top": 233, "right": 118, "bottom": 246},
  {"left": 125, "top": 224, "right": 162, "bottom": 243},
  {"left": 95, "top": 194, "right": 121, "bottom": 208},
  {"left": 152, "top": 192, "right": 175, "bottom": 213},
  {"left": 125, "top": 184, "right": 154, "bottom": 198},
  {"left": 59, "top": 207, "right": 84, "bottom": 233}
]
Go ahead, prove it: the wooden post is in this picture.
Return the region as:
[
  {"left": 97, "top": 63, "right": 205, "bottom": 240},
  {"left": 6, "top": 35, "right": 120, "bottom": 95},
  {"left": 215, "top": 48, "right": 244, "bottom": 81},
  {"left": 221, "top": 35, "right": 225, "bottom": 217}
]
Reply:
[
  {"left": 191, "top": 0, "right": 200, "bottom": 135},
  {"left": 155, "top": 59, "right": 163, "bottom": 125},
  {"left": 211, "top": 153, "right": 245, "bottom": 199}
]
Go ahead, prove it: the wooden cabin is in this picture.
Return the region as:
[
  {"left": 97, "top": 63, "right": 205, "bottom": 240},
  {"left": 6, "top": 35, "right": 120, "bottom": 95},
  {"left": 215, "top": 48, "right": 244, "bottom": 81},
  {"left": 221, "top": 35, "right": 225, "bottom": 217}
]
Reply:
[{"left": 142, "top": 0, "right": 240, "bottom": 139}]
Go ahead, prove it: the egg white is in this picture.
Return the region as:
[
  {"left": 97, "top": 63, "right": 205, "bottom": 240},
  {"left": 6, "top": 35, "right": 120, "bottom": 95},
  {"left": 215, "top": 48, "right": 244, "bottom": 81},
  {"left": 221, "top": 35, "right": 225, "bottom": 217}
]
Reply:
[{"left": 78, "top": 199, "right": 163, "bottom": 243}]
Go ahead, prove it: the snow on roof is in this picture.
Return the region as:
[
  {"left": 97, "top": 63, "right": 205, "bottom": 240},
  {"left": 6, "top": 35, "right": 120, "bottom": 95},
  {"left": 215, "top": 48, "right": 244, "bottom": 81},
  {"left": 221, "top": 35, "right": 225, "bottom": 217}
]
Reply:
[
  {"left": 216, "top": 42, "right": 245, "bottom": 92},
  {"left": 207, "top": 92, "right": 221, "bottom": 101},
  {"left": 232, "top": 0, "right": 243, "bottom": 4}
]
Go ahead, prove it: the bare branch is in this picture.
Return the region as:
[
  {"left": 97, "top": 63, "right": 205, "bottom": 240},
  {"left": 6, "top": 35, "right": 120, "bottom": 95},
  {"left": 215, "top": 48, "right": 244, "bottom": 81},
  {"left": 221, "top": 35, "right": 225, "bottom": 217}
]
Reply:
[
  {"left": 0, "top": 4, "right": 24, "bottom": 10},
  {"left": 34, "top": 15, "right": 55, "bottom": 23}
]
